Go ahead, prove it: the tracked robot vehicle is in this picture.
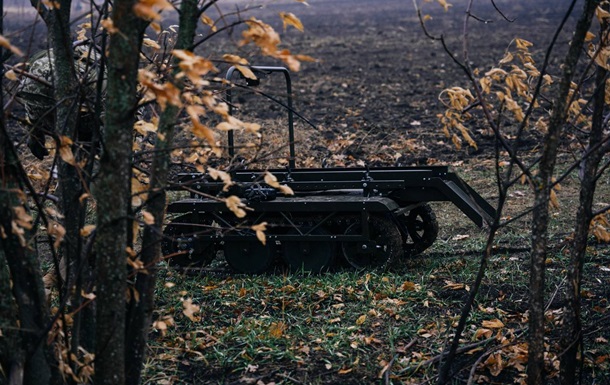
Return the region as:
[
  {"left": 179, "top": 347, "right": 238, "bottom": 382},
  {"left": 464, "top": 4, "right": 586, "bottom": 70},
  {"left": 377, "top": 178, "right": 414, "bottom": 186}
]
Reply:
[{"left": 162, "top": 66, "right": 496, "bottom": 273}]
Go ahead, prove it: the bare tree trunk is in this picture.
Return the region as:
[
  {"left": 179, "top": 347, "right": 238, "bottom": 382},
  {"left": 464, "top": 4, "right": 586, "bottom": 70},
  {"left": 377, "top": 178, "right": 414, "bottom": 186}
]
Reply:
[
  {"left": 0, "top": 121, "right": 53, "bottom": 385},
  {"left": 560, "top": 30, "right": 609, "bottom": 384},
  {"left": 94, "top": 0, "right": 146, "bottom": 383},
  {"left": 124, "top": 1, "right": 200, "bottom": 383},
  {"left": 0, "top": 4, "right": 57, "bottom": 383},
  {"left": 527, "top": 2, "right": 598, "bottom": 384}
]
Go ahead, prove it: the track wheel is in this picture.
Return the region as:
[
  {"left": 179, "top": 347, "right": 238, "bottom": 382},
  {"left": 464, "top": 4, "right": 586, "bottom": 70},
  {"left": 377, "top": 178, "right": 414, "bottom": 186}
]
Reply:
[
  {"left": 341, "top": 215, "right": 402, "bottom": 270},
  {"left": 398, "top": 204, "right": 439, "bottom": 256},
  {"left": 162, "top": 214, "right": 217, "bottom": 269},
  {"left": 224, "top": 240, "right": 274, "bottom": 274},
  {"left": 282, "top": 228, "right": 334, "bottom": 273}
]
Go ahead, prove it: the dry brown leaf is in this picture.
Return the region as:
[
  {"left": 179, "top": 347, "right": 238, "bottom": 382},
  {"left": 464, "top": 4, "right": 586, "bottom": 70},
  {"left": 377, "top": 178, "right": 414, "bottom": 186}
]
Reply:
[
  {"left": 133, "top": 0, "right": 172, "bottom": 21},
  {"left": 5, "top": 70, "right": 18, "bottom": 81},
  {"left": 401, "top": 281, "right": 418, "bottom": 291},
  {"left": 13, "top": 206, "right": 33, "bottom": 230},
  {"left": 200, "top": 13, "right": 217, "bottom": 31},
  {"left": 481, "top": 319, "right": 505, "bottom": 329},
  {"left": 59, "top": 136, "right": 76, "bottom": 166},
  {"left": 436, "top": 0, "right": 452, "bottom": 12},
  {"left": 225, "top": 195, "right": 247, "bottom": 218},
  {"left": 100, "top": 18, "right": 119, "bottom": 34},
  {"left": 251, "top": 222, "right": 267, "bottom": 245},
  {"left": 208, "top": 167, "right": 234, "bottom": 191},
  {"left": 0, "top": 35, "right": 23, "bottom": 56},
  {"left": 80, "top": 224, "right": 96, "bottom": 237},
  {"left": 278, "top": 184, "right": 294, "bottom": 195},
  {"left": 182, "top": 298, "right": 201, "bottom": 322},
  {"left": 264, "top": 171, "right": 280, "bottom": 188},
  {"left": 173, "top": 49, "right": 218, "bottom": 85},
  {"left": 142, "top": 210, "right": 155, "bottom": 225},
  {"left": 48, "top": 220, "right": 66, "bottom": 249},
  {"left": 279, "top": 12, "right": 304, "bottom": 32},
  {"left": 268, "top": 321, "right": 286, "bottom": 338}
]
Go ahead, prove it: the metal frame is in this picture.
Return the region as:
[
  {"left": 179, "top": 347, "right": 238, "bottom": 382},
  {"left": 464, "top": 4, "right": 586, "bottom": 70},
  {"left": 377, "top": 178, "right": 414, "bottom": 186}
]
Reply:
[{"left": 225, "top": 65, "right": 296, "bottom": 168}]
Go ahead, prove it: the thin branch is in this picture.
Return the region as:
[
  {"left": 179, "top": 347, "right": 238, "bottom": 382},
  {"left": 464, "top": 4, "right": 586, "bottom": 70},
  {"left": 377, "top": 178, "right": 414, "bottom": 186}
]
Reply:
[{"left": 491, "top": 0, "right": 516, "bottom": 22}]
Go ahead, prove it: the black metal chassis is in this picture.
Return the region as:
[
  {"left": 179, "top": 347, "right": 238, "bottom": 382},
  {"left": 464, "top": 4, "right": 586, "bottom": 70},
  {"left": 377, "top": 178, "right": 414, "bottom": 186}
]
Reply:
[{"left": 168, "top": 165, "right": 496, "bottom": 245}]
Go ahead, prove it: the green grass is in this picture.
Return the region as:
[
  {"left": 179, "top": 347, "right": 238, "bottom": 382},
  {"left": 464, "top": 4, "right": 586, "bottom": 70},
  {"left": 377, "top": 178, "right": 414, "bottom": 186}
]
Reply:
[{"left": 142, "top": 158, "right": 610, "bottom": 385}]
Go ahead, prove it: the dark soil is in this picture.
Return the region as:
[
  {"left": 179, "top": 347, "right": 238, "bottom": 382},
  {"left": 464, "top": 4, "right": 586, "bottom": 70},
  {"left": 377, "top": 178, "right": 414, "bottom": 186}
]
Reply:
[{"left": 220, "top": 0, "right": 578, "bottom": 167}]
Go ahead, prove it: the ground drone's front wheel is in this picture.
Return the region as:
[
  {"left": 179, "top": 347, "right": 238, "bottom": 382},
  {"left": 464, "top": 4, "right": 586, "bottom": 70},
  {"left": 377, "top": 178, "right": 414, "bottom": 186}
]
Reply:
[{"left": 397, "top": 204, "right": 439, "bottom": 257}]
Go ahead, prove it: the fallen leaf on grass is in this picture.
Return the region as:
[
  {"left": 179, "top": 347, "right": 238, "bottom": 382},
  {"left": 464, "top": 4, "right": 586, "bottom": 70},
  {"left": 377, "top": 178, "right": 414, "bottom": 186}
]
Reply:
[
  {"left": 443, "top": 281, "right": 470, "bottom": 291},
  {"left": 401, "top": 280, "right": 419, "bottom": 291},
  {"left": 182, "top": 298, "right": 201, "bottom": 322},
  {"left": 451, "top": 234, "right": 470, "bottom": 241},
  {"left": 268, "top": 321, "right": 286, "bottom": 338},
  {"left": 482, "top": 319, "right": 505, "bottom": 329}
]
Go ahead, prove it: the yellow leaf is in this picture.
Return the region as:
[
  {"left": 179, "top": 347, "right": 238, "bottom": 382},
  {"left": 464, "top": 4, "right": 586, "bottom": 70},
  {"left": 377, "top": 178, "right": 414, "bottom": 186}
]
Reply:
[
  {"left": 401, "top": 281, "right": 418, "bottom": 291},
  {"left": 142, "top": 210, "right": 155, "bottom": 225},
  {"left": 264, "top": 171, "right": 280, "bottom": 188},
  {"left": 80, "top": 224, "right": 96, "bottom": 237},
  {"left": 200, "top": 13, "right": 217, "bottom": 31},
  {"left": 150, "top": 22, "right": 161, "bottom": 33},
  {"left": 5, "top": 70, "right": 17, "bottom": 81},
  {"left": 279, "top": 12, "right": 304, "bottom": 32},
  {"left": 13, "top": 206, "right": 33, "bottom": 230},
  {"left": 338, "top": 368, "right": 353, "bottom": 375},
  {"left": 474, "top": 328, "right": 493, "bottom": 339},
  {"left": 235, "top": 65, "right": 257, "bottom": 80},
  {"left": 443, "top": 281, "right": 466, "bottom": 290},
  {"left": 133, "top": 119, "right": 158, "bottom": 135},
  {"left": 269, "top": 321, "right": 286, "bottom": 338},
  {"left": 597, "top": 6, "right": 610, "bottom": 23},
  {"left": 48, "top": 220, "right": 66, "bottom": 249},
  {"left": 223, "top": 53, "right": 249, "bottom": 65},
  {"left": 515, "top": 38, "right": 533, "bottom": 50},
  {"left": 549, "top": 189, "right": 559, "bottom": 209},
  {"left": 172, "top": 49, "right": 218, "bottom": 85},
  {"left": 437, "top": 0, "right": 452, "bottom": 12},
  {"left": 251, "top": 222, "right": 267, "bottom": 245},
  {"left": 138, "top": 69, "right": 182, "bottom": 110},
  {"left": 355, "top": 314, "right": 366, "bottom": 325},
  {"left": 278, "top": 184, "right": 294, "bottom": 195},
  {"left": 79, "top": 193, "right": 91, "bottom": 204},
  {"left": 182, "top": 298, "right": 201, "bottom": 322},
  {"left": 81, "top": 291, "right": 96, "bottom": 300},
  {"left": 59, "top": 136, "right": 76, "bottom": 166},
  {"left": 498, "top": 51, "right": 513, "bottom": 65},
  {"left": 225, "top": 196, "right": 247, "bottom": 218},
  {"left": 0, "top": 35, "right": 23, "bottom": 56},
  {"left": 208, "top": 167, "right": 233, "bottom": 191},
  {"left": 142, "top": 38, "right": 160, "bottom": 49},
  {"left": 100, "top": 18, "right": 119, "bottom": 34},
  {"left": 133, "top": 0, "right": 172, "bottom": 21},
  {"left": 481, "top": 319, "right": 505, "bottom": 329}
]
